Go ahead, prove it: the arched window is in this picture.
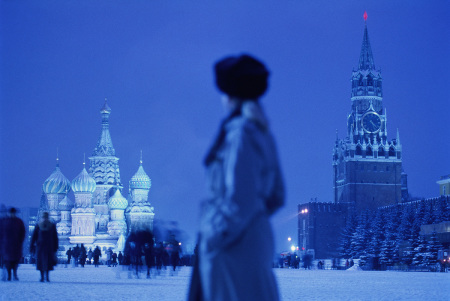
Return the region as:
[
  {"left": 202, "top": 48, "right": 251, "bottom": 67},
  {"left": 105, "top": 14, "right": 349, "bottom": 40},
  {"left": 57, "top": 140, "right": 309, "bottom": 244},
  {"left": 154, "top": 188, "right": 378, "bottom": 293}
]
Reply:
[
  {"left": 378, "top": 147, "right": 385, "bottom": 158},
  {"left": 358, "top": 75, "right": 364, "bottom": 86},
  {"left": 389, "top": 146, "right": 396, "bottom": 157},
  {"left": 356, "top": 145, "right": 362, "bottom": 156},
  {"left": 366, "top": 146, "right": 373, "bottom": 157},
  {"left": 367, "top": 75, "right": 373, "bottom": 86}
]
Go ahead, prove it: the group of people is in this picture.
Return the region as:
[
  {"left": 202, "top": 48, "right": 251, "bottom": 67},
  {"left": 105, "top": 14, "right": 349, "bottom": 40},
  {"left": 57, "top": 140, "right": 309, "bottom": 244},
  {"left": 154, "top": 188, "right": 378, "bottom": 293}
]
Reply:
[
  {"left": 123, "top": 229, "right": 181, "bottom": 278},
  {"left": 1, "top": 208, "right": 58, "bottom": 282},
  {"left": 66, "top": 244, "right": 104, "bottom": 267}
]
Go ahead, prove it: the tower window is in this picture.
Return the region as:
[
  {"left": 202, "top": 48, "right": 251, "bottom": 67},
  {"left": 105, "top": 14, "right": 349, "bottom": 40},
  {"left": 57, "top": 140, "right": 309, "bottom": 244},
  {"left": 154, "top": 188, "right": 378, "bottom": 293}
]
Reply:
[{"left": 389, "top": 146, "right": 396, "bottom": 157}]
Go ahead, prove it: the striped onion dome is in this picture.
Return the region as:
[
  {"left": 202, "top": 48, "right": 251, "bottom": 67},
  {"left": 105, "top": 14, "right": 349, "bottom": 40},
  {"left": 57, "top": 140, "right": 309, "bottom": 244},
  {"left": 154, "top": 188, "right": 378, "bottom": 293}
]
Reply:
[
  {"left": 108, "top": 189, "right": 128, "bottom": 210},
  {"left": 129, "top": 163, "right": 151, "bottom": 190},
  {"left": 58, "top": 195, "right": 74, "bottom": 211},
  {"left": 72, "top": 167, "right": 96, "bottom": 193},
  {"left": 43, "top": 164, "right": 71, "bottom": 194}
]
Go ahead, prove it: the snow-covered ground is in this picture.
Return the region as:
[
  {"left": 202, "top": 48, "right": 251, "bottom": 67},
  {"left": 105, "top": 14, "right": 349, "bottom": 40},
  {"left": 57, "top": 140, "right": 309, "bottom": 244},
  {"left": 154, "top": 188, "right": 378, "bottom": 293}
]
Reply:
[{"left": 1, "top": 264, "right": 449, "bottom": 300}]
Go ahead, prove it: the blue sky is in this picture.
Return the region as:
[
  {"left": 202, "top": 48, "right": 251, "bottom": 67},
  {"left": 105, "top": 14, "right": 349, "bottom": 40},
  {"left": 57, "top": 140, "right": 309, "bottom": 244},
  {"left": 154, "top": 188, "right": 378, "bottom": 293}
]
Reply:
[{"left": 1, "top": 1, "right": 449, "bottom": 252}]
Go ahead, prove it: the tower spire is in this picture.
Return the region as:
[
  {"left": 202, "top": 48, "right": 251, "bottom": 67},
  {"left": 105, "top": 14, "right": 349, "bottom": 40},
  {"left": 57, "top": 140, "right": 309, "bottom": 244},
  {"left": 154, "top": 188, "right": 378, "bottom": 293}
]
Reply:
[
  {"left": 358, "top": 13, "right": 375, "bottom": 71},
  {"left": 140, "top": 150, "right": 143, "bottom": 165},
  {"left": 93, "top": 99, "right": 115, "bottom": 156},
  {"left": 56, "top": 147, "right": 60, "bottom": 167}
]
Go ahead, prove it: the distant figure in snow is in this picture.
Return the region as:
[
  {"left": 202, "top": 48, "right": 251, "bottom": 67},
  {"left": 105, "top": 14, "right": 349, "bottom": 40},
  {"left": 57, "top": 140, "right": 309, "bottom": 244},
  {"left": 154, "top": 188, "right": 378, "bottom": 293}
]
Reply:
[
  {"left": 112, "top": 252, "right": 118, "bottom": 267},
  {"left": 30, "top": 212, "right": 58, "bottom": 282},
  {"left": 79, "top": 244, "right": 87, "bottom": 267},
  {"left": 154, "top": 242, "right": 164, "bottom": 274},
  {"left": 93, "top": 246, "right": 101, "bottom": 267},
  {"left": 107, "top": 247, "right": 113, "bottom": 267},
  {"left": 87, "top": 248, "right": 93, "bottom": 264},
  {"left": 189, "top": 54, "right": 285, "bottom": 301},
  {"left": 124, "top": 226, "right": 154, "bottom": 278},
  {"left": 118, "top": 251, "right": 123, "bottom": 265},
  {"left": 66, "top": 247, "right": 72, "bottom": 264},
  {"left": 72, "top": 244, "right": 80, "bottom": 266},
  {"left": 1, "top": 207, "right": 26, "bottom": 281},
  {"left": 0, "top": 204, "right": 7, "bottom": 281}
]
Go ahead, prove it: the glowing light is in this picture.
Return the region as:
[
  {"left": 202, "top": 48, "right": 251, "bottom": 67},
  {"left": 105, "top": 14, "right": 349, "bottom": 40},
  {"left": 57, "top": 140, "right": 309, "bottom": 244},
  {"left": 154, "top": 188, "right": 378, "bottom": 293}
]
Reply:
[
  {"left": 179, "top": 242, "right": 182, "bottom": 246},
  {"left": 291, "top": 245, "right": 296, "bottom": 252},
  {"left": 364, "top": 11, "right": 368, "bottom": 22},
  {"left": 305, "top": 209, "right": 308, "bottom": 213},
  {"left": 288, "top": 237, "right": 292, "bottom": 242}
]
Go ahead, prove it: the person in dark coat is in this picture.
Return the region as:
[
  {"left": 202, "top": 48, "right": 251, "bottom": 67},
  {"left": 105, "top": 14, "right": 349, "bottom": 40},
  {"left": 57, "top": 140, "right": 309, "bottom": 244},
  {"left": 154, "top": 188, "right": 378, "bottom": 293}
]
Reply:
[
  {"left": 87, "top": 248, "right": 93, "bottom": 265},
  {"left": 66, "top": 248, "right": 72, "bottom": 264},
  {"left": 0, "top": 204, "right": 7, "bottom": 281},
  {"left": 2, "top": 207, "right": 26, "bottom": 281},
  {"left": 72, "top": 244, "right": 80, "bottom": 266},
  {"left": 93, "top": 246, "right": 101, "bottom": 267},
  {"left": 141, "top": 231, "right": 154, "bottom": 278},
  {"left": 118, "top": 251, "right": 123, "bottom": 265},
  {"left": 30, "top": 212, "right": 59, "bottom": 282},
  {"left": 154, "top": 242, "right": 163, "bottom": 274},
  {"left": 112, "top": 252, "right": 118, "bottom": 267},
  {"left": 79, "top": 244, "right": 87, "bottom": 267}
]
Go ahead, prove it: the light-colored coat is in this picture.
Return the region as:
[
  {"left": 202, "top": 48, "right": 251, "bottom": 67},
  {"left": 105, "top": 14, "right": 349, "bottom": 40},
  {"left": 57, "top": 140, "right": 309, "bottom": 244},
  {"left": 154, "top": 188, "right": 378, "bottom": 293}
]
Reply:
[{"left": 199, "top": 102, "right": 284, "bottom": 301}]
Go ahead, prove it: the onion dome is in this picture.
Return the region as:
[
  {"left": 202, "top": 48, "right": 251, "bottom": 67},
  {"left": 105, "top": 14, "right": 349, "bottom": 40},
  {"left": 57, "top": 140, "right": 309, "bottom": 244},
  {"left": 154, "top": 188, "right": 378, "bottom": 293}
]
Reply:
[
  {"left": 108, "top": 189, "right": 128, "bottom": 210},
  {"left": 58, "top": 195, "right": 74, "bottom": 211},
  {"left": 129, "top": 163, "right": 151, "bottom": 190},
  {"left": 72, "top": 166, "right": 97, "bottom": 193},
  {"left": 43, "top": 163, "right": 71, "bottom": 194}
]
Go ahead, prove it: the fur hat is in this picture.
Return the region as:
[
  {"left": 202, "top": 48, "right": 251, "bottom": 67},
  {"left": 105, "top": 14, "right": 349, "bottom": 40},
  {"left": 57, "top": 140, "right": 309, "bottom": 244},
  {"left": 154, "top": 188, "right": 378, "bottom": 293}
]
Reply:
[{"left": 214, "top": 54, "right": 269, "bottom": 100}]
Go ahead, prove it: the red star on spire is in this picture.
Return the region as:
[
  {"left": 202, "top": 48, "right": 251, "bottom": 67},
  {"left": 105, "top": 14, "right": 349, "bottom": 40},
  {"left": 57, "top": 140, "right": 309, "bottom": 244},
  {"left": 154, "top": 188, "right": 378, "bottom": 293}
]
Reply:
[{"left": 364, "top": 11, "right": 368, "bottom": 22}]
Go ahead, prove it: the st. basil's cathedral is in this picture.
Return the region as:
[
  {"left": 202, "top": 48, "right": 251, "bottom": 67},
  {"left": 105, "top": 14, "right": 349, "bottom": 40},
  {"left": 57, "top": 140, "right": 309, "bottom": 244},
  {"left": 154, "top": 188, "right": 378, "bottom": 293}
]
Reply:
[{"left": 39, "top": 101, "right": 155, "bottom": 254}]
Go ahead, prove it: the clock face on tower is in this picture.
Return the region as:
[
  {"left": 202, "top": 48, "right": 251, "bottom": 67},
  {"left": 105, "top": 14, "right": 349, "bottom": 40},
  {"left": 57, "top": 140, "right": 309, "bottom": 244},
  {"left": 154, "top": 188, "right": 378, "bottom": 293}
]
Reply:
[{"left": 362, "top": 112, "right": 381, "bottom": 133}]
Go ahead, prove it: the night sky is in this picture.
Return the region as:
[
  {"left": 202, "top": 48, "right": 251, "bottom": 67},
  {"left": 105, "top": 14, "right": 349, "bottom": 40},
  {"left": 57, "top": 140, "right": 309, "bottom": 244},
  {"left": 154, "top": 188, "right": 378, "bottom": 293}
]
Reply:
[{"left": 1, "top": 1, "right": 448, "bottom": 253}]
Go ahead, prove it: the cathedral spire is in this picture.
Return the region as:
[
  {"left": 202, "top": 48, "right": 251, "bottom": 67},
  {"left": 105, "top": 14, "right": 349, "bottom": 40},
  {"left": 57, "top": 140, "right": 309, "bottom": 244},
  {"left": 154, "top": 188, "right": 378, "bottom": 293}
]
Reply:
[
  {"left": 56, "top": 147, "right": 59, "bottom": 167},
  {"left": 93, "top": 99, "right": 115, "bottom": 156},
  {"left": 358, "top": 12, "right": 375, "bottom": 71}
]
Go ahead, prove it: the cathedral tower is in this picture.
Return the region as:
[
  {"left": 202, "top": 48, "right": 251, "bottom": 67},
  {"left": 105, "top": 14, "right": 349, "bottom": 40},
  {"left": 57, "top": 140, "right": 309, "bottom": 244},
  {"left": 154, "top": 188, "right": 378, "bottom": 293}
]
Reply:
[
  {"left": 126, "top": 156, "right": 155, "bottom": 232},
  {"left": 42, "top": 158, "right": 71, "bottom": 222},
  {"left": 333, "top": 13, "right": 402, "bottom": 212},
  {"left": 70, "top": 163, "right": 97, "bottom": 244},
  {"left": 89, "top": 100, "right": 122, "bottom": 233}
]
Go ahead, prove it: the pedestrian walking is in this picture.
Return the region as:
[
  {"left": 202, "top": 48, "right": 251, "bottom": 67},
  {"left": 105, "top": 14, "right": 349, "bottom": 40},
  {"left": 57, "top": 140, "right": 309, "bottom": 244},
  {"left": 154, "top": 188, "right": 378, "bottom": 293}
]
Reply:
[
  {"left": 0, "top": 204, "right": 7, "bottom": 281},
  {"left": 66, "top": 248, "right": 72, "bottom": 264},
  {"left": 79, "top": 244, "right": 87, "bottom": 267},
  {"left": 189, "top": 54, "right": 285, "bottom": 301},
  {"left": 88, "top": 248, "right": 93, "bottom": 265},
  {"left": 30, "top": 212, "right": 59, "bottom": 282},
  {"left": 118, "top": 251, "right": 123, "bottom": 265},
  {"left": 112, "top": 252, "right": 118, "bottom": 267},
  {"left": 1, "top": 207, "right": 26, "bottom": 281},
  {"left": 93, "top": 246, "right": 101, "bottom": 267}
]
